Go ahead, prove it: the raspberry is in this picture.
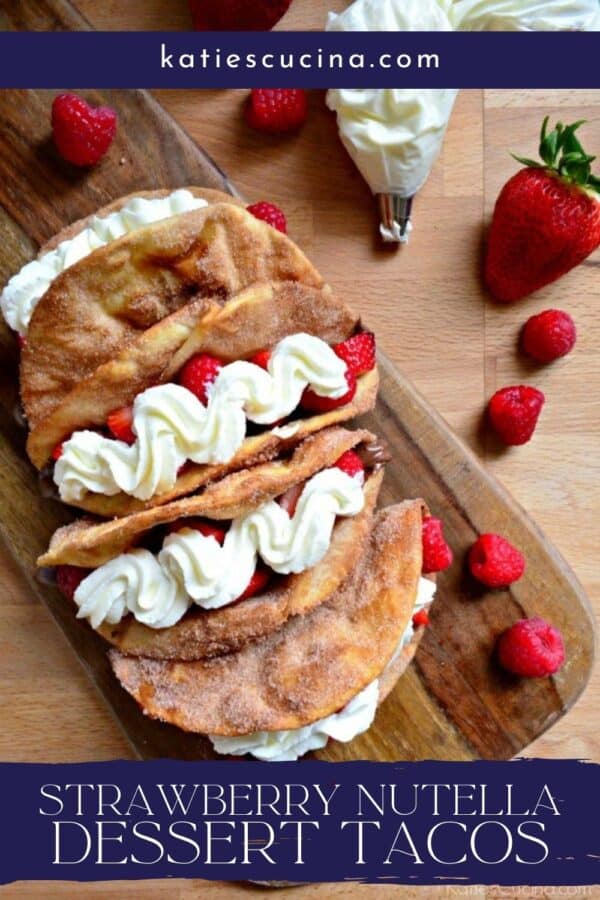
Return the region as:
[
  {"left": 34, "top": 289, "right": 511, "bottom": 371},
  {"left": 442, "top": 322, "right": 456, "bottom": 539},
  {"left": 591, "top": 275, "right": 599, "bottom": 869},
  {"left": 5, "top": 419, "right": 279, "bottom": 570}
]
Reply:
[
  {"left": 278, "top": 482, "right": 304, "bottom": 517},
  {"left": 334, "top": 449, "right": 365, "bottom": 483},
  {"left": 52, "top": 442, "right": 64, "bottom": 461},
  {"left": 246, "top": 89, "right": 307, "bottom": 134},
  {"left": 522, "top": 309, "right": 576, "bottom": 363},
  {"left": 497, "top": 617, "right": 565, "bottom": 677},
  {"left": 178, "top": 354, "right": 223, "bottom": 405},
  {"left": 412, "top": 609, "right": 430, "bottom": 628},
  {"left": 51, "top": 94, "right": 117, "bottom": 167},
  {"left": 247, "top": 201, "right": 287, "bottom": 234},
  {"left": 488, "top": 385, "right": 545, "bottom": 446},
  {"left": 56, "top": 565, "right": 91, "bottom": 601},
  {"left": 236, "top": 565, "right": 272, "bottom": 601},
  {"left": 421, "top": 516, "right": 453, "bottom": 574},
  {"left": 300, "top": 369, "right": 357, "bottom": 413},
  {"left": 334, "top": 332, "right": 376, "bottom": 377},
  {"left": 107, "top": 406, "right": 136, "bottom": 444},
  {"left": 249, "top": 349, "right": 271, "bottom": 369},
  {"left": 168, "top": 518, "right": 227, "bottom": 544},
  {"left": 469, "top": 533, "right": 525, "bottom": 588},
  {"left": 189, "top": 0, "right": 292, "bottom": 30}
]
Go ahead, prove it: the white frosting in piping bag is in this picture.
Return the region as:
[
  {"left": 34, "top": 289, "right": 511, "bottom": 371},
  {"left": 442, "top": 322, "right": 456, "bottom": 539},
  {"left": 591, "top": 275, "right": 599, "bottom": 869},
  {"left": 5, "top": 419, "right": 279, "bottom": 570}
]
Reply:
[
  {"left": 54, "top": 333, "right": 349, "bottom": 503},
  {"left": 210, "top": 577, "right": 437, "bottom": 761},
  {"left": 73, "top": 466, "right": 364, "bottom": 629},
  {"left": 0, "top": 189, "right": 208, "bottom": 335},
  {"left": 326, "top": 0, "right": 599, "bottom": 240}
]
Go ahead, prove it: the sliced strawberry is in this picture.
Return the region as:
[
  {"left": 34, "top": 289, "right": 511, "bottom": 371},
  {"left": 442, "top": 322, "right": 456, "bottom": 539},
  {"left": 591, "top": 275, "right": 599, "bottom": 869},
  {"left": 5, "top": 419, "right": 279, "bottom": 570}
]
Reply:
[
  {"left": 167, "top": 517, "right": 227, "bottom": 544},
  {"left": 178, "top": 353, "right": 223, "bottom": 405},
  {"left": 412, "top": 609, "right": 430, "bottom": 628},
  {"left": 333, "top": 449, "right": 365, "bottom": 481},
  {"left": 56, "top": 565, "right": 91, "bottom": 601},
  {"left": 249, "top": 349, "right": 271, "bottom": 370},
  {"left": 300, "top": 369, "right": 357, "bottom": 413},
  {"left": 107, "top": 406, "right": 136, "bottom": 444},
  {"left": 334, "top": 331, "right": 376, "bottom": 377},
  {"left": 236, "top": 565, "right": 272, "bottom": 602},
  {"left": 52, "top": 442, "right": 65, "bottom": 461},
  {"left": 277, "top": 481, "right": 305, "bottom": 517}
]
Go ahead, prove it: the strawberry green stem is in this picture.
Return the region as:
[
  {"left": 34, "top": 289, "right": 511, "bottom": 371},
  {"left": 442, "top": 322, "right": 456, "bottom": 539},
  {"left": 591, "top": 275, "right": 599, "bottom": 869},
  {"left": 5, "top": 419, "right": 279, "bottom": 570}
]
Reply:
[{"left": 513, "top": 117, "right": 600, "bottom": 196}]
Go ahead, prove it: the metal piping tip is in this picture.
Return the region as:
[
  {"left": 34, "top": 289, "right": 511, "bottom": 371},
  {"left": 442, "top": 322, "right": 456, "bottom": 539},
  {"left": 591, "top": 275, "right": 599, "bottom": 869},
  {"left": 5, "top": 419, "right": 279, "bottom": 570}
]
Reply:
[{"left": 378, "top": 193, "right": 414, "bottom": 244}]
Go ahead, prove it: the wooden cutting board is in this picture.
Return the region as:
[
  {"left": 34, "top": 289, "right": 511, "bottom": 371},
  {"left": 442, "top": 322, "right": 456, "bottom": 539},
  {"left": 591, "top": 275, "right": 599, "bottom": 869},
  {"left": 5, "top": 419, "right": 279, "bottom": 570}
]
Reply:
[{"left": 0, "top": 1, "right": 594, "bottom": 763}]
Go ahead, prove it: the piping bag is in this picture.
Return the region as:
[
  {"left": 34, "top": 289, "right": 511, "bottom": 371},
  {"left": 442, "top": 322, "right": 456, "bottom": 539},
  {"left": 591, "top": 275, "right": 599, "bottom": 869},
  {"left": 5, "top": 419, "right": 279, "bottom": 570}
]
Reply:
[
  {"left": 326, "top": 88, "right": 458, "bottom": 243},
  {"left": 326, "top": 0, "right": 600, "bottom": 244}
]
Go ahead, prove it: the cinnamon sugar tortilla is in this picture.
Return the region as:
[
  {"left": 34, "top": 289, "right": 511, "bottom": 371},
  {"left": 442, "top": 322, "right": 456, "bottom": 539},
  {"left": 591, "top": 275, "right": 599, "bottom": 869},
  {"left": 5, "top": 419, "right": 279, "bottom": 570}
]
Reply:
[
  {"left": 21, "top": 201, "right": 323, "bottom": 430},
  {"left": 28, "top": 281, "right": 378, "bottom": 517},
  {"left": 110, "top": 501, "right": 423, "bottom": 735},
  {"left": 39, "top": 428, "right": 384, "bottom": 660}
]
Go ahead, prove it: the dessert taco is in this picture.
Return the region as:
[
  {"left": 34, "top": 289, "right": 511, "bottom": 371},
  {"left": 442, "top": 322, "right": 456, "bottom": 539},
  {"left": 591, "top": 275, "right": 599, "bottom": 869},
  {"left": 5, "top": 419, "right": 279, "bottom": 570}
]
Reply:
[
  {"left": 29, "top": 281, "right": 379, "bottom": 516},
  {"left": 14, "top": 194, "right": 322, "bottom": 429},
  {"left": 110, "top": 501, "right": 436, "bottom": 760},
  {"left": 39, "top": 427, "right": 386, "bottom": 660}
]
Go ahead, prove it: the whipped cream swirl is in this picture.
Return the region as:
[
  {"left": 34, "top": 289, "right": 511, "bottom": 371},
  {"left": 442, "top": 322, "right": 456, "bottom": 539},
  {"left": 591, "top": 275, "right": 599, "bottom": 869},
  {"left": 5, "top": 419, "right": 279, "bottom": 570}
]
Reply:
[
  {"left": 54, "top": 333, "right": 349, "bottom": 504},
  {"left": 1, "top": 189, "right": 208, "bottom": 336},
  {"left": 73, "top": 466, "right": 365, "bottom": 629},
  {"left": 210, "top": 576, "right": 437, "bottom": 761}
]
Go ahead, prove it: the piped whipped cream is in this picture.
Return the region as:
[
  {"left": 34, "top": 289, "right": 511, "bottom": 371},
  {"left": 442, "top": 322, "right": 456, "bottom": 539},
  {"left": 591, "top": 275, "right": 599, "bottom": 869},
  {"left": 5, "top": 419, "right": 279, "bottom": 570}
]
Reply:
[
  {"left": 54, "top": 333, "right": 349, "bottom": 504},
  {"left": 210, "top": 576, "right": 437, "bottom": 761},
  {"left": 73, "top": 466, "right": 365, "bottom": 629},
  {"left": 0, "top": 189, "right": 208, "bottom": 336}
]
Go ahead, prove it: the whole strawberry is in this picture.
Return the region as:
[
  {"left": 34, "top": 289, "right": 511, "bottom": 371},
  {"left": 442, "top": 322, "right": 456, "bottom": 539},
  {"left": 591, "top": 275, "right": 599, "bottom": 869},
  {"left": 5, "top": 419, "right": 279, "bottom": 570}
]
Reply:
[
  {"left": 485, "top": 118, "right": 600, "bottom": 302},
  {"left": 189, "top": 0, "right": 292, "bottom": 30}
]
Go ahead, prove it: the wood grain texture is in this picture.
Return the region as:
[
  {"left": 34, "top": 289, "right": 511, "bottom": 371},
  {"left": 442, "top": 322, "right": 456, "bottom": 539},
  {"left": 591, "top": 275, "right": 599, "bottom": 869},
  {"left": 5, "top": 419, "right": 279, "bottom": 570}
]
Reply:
[{"left": 0, "top": 2, "right": 599, "bottom": 899}]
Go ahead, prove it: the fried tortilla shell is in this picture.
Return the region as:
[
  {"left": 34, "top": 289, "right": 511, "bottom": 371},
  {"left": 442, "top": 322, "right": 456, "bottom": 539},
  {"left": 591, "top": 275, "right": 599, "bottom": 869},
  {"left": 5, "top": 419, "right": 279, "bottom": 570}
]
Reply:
[
  {"left": 39, "top": 428, "right": 383, "bottom": 660},
  {"left": 30, "top": 281, "right": 378, "bottom": 516},
  {"left": 39, "top": 426, "right": 375, "bottom": 567},
  {"left": 110, "top": 500, "right": 423, "bottom": 735},
  {"left": 21, "top": 201, "right": 323, "bottom": 429}
]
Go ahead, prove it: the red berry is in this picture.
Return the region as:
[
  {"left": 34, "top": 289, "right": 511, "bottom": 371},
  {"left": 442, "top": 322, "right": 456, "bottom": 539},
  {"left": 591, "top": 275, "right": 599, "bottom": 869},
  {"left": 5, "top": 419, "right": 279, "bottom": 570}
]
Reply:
[
  {"left": 333, "top": 332, "right": 376, "bottom": 377},
  {"left": 167, "top": 517, "right": 227, "bottom": 543},
  {"left": 52, "top": 442, "right": 64, "bottom": 461},
  {"left": 178, "top": 354, "right": 223, "bottom": 405},
  {"left": 51, "top": 93, "right": 117, "bottom": 167},
  {"left": 421, "top": 516, "right": 453, "bottom": 574},
  {"left": 488, "top": 385, "right": 545, "bottom": 446},
  {"left": 107, "top": 406, "right": 136, "bottom": 444},
  {"left": 469, "top": 533, "right": 525, "bottom": 588},
  {"left": 247, "top": 201, "right": 287, "bottom": 234},
  {"left": 522, "top": 309, "right": 576, "bottom": 363},
  {"left": 236, "top": 565, "right": 272, "bottom": 602},
  {"left": 278, "top": 482, "right": 304, "bottom": 517},
  {"left": 249, "top": 349, "right": 271, "bottom": 369},
  {"left": 412, "top": 609, "right": 430, "bottom": 628},
  {"left": 189, "top": 0, "right": 292, "bottom": 30},
  {"left": 246, "top": 89, "right": 307, "bottom": 134},
  {"left": 56, "top": 565, "right": 91, "bottom": 601},
  {"left": 334, "top": 449, "right": 365, "bottom": 482},
  {"left": 497, "top": 617, "right": 565, "bottom": 677},
  {"left": 300, "top": 369, "right": 357, "bottom": 413},
  {"left": 18, "top": 335, "right": 27, "bottom": 350}
]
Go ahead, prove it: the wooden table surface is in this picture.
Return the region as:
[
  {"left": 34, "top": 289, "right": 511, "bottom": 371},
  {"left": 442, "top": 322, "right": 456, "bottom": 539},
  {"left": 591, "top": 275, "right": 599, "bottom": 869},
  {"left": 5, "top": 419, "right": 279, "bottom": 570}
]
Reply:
[{"left": 0, "top": 1, "right": 598, "bottom": 897}]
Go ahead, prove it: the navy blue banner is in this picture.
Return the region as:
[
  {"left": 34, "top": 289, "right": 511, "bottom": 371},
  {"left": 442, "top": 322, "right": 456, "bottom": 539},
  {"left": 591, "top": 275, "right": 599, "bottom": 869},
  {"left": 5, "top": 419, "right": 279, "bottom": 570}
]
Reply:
[
  {"left": 0, "top": 32, "right": 598, "bottom": 88},
  {"left": 1, "top": 758, "right": 599, "bottom": 885}
]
